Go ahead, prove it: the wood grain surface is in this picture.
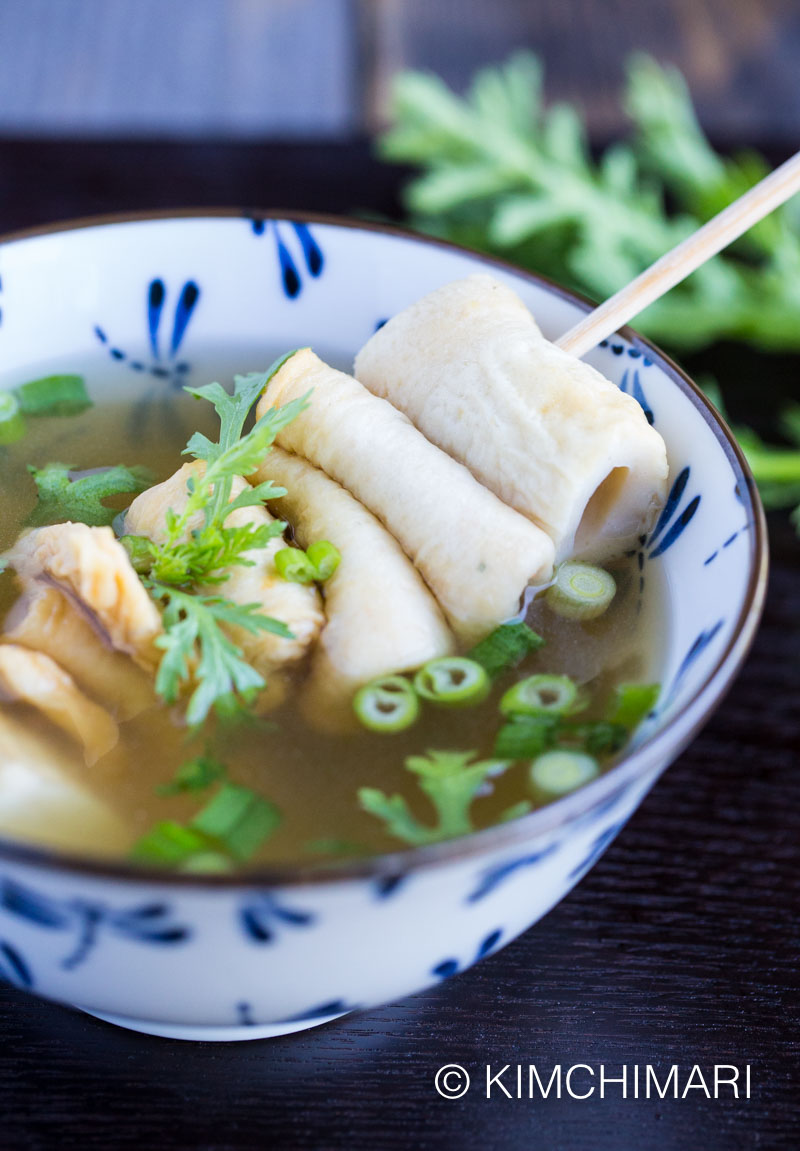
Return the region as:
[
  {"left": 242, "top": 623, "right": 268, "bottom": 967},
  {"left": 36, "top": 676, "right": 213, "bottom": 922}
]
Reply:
[{"left": 0, "top": 140, "right": 797, "bottom": 1151}]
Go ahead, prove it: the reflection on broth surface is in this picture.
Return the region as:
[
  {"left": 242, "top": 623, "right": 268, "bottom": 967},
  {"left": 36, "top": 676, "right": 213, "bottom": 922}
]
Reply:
[{"left": 0, "top": 345, "right": 666, "bottom": 866}]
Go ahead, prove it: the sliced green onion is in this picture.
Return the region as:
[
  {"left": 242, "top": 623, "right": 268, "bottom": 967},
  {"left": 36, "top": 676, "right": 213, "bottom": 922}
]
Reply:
[
  {"left": 413, "top": 656, "right": 490, "bottom": 707},
  {"left": 468, "top": 621, "right": 545, "bottom": 678},
  {"left": 121, "top": 534, "right": 155, "bottom": 575},
  {"left": 353, "top": 675, "right": 420, "bottom": 733},
  {"left": 608, "top": 682, "right": 660, "bottom": 729},
  {"left": 493, "top": 714, "right": 560, "bottom": 759},
  {"left": 129, "top": 821, "right": 214, "bottom": 866},
  {"left": 274, "top": 546, "right": 317, "bottom": 583},
  {"left": 545, "top": 561, "right": 616, "bottom": 621},
  {"left": 529, "top": 750, "right": 599, "bottom": 799},
  {"left": 306, "top": 539, "right": 341, "bottom": 581},
  {"left": 500, "top": 673, "right": 579, "bottom": 717},
  {"left": 561, "top": 720, "right": 628, "bottom": 757},
  {"left": 14, "top": 374, "right": 91, "bottom": 417},
  {"left": 0, "top": 392, "right": 26, "bottom": 445},
  {"left": 191, "top": 784, "right": 281, "bottom": 861}
]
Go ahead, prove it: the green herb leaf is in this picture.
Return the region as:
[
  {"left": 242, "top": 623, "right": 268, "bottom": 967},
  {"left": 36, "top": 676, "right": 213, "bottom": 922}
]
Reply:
[
  {"left": 14, "top": 374, "right": 91, "bottom": 417},
  {"left": 467, "top": 621, "right": 544, "bottom": 678},
  {"left": 145, "top": 355, "right": 306, "bottom": 587},
  {"left": 148, "top": 583, "right": 292, "bottom": 726},
  {"left": 359, "top": 749, "right": 512, "bottom": 845},
  {"left": 493, "top": 714, "right": 560, "bottom": 759},
  {"left": 156, "top": 754, "right": 228, "bottom": 796},
  {"left": 26, "top": 462, "right": 153, "bottom": 528}
]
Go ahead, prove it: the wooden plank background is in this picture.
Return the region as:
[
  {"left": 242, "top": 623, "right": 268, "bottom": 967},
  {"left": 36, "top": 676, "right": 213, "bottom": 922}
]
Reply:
[{"left": 0, "top": 0, "right": 798, "bottom": 141}]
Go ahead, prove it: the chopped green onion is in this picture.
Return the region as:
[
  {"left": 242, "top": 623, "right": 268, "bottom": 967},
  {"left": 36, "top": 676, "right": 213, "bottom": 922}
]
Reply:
[
  {"left": 493, "top": 714, "right": 560, "bottom": 759},
  {"left": 13, "top": 374, "right": 91, "bottom": 417},
  {"left": 0, "top": 392, "right": 26, "bottom": 445},
  {"left": 191, "top": 783, "right": 281, "bottom": 861},
  {"left": 156, "top": 754, "right": 227, "bottom": 796},
  {"left": 413, "top": 656, "right": 490, "bottom": 707},
  {"left": 274, "top": 546, "right": 317, "bottom": 583},
  {"left": 608, "top": 682, "right": 660, "bottom": 729},
  {"left": 353, "top": 675, "right": 420, "bottom": 732},
  {"left": 545, "top": 561, "right": 617, "bottom": 621},
  {"left": 121, "top": 534, "right": 155, "bottom": 575},
  {"left": 306, "top": 539, "right": 341, "bottom": 581},
  {"left": 562, "top": 720, "right": 628, "bottom": 757},
  {"left": 468, "top": 621, "right": 545, "bottom": 678},
  {"left": 500, "top": 674, "right": 579, "bottom": 717},
  {"left": 529, "top": 750, "right": 600, "bottom": 799},
  {"left": 129, "top": 821, "right": 215, "bottom": 866}
]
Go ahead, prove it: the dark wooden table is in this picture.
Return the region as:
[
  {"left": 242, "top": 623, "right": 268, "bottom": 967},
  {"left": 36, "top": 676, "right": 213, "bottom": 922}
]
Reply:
[{"left": 0, "top": 141, "right": 797, "bottom": 1151}]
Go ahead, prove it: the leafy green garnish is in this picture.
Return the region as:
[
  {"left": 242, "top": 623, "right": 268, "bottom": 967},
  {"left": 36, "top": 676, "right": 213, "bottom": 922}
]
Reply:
[
  {"left": 14, "top": 374, "right": 91, "bottom": 417},
  {"left": 25, "top": 462, "right": 152, "bottom": 528},
  {"left": 468, "top": 621, "right": 544, "bottom": 678},
  {"left": 493, "top": 714, "right": 560, "bottom": 759},
  {"left": 131, "top": 782, "right": 281, "bottom": 868},
  {"left": 156, "top": 753, "right": 227, "bottom": 796},
  {"left": 382, "top": 52, "right": 800, "bottom": 352},
  {"left": 359, "top": 749, "right": 514, "bottom": 845},
  {"left": 133, "top": 353, "right": 306, "bottom": 725},
  {"left": 144, "top": 354, "right": 306, "bottom": 588},
  {"left": 148, "top": 584, "right": 292, "bottom": 727}
]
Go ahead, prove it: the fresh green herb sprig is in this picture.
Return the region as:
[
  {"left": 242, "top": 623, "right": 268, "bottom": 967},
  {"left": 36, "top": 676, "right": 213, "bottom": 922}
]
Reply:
[
  {"left": 144, "top": 354, "right": 306, "bottom": 588},
  {"left": 138, "top": 353, "right": 306, "bottom": 725},
  {"left": 359, "top": 750, "right": 526, "bottom": 846},
  {"left": 25, "top": 462, "right": 152, "bottom": 528},
  {"left": 382, "top": 52, "right": 800, "bottom": 352},
  {"left": 148, "top": 584, "right": 292, "bottom": 727}
]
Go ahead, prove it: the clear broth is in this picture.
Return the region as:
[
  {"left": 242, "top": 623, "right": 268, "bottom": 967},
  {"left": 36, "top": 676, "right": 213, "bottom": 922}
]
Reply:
[{"left": 0, "top": 351, "right": 666, "bottom": 863}]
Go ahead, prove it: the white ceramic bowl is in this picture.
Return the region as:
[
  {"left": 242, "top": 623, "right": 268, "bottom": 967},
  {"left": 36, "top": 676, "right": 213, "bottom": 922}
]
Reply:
[{"left": 0, "top": 212, "right": 767, "bottom": 1040}]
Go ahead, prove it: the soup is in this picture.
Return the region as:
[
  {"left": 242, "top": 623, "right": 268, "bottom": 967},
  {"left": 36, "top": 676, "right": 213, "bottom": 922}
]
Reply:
[{"left": 0, "top": 279, "right": 668, "bottom": 868}]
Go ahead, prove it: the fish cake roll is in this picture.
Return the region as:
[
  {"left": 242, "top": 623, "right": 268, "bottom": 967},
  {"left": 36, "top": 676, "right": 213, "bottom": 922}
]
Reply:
[
  {"left": 253, "top": 448, "right": 455, "bottom": 732},
  {"left": 355, "top": 274, "right": 669, "bottom": 562},
  {"left": 258, "top": 349, "right": 555, "bottom": 644}
]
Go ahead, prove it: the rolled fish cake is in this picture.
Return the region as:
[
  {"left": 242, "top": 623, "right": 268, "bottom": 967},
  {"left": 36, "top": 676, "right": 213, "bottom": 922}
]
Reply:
[
  {"left": 252, "top": 447, "right": 455, "bottom": 732},
  {"left": 257, "top": 349, "right": 555, "bottom": 644},
  {"left": 354, "top": 274, "right": 669, "bottom": 562}
]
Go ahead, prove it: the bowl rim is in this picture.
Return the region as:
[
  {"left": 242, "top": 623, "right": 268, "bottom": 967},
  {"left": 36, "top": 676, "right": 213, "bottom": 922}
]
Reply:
[{"left": 0, "top": 207, "right": 769, "bottom": 887}]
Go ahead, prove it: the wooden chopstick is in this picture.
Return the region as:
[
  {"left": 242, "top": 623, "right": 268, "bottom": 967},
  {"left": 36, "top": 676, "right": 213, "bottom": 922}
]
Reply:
[{"left": 555, "top": 148, "right": 800, "bottom": 359}]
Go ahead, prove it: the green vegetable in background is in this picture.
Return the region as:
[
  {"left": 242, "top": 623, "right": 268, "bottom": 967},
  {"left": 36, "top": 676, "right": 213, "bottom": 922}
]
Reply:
[{"left": 381, "top": 52, "right": 800, "bottom": 531}]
